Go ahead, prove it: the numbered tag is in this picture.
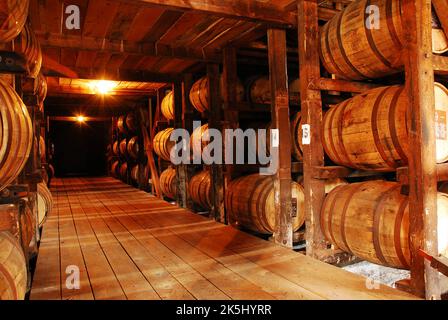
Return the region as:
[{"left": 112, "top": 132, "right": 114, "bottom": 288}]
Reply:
[
  {"left": 302, "top": 124, "right": 311, "bottom": 145},
  {"left": 291, "top": 198, "right": 297, "bottom": 218},
  {"left": 271, "top": 129, "right": 279, "bottom": 148}
]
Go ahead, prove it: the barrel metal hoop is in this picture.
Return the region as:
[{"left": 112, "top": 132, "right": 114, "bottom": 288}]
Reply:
[
  {"left": 372, "top": 184, "right": 402, "bottom": 266},
  {"left": 394, "top": 197, "right": 410, "bottom": 269},
  {"left": 364, "top": 0, "right": 399, "bottom": 70},
  {"left": 388, "top": 87, "right": 408, "bottom": 164},
  {"left": 323, "top": 20, "right": 347, "bottom": 78},
  {"left": 371, "top": 86, "right": 398, "bottom": 169},
  {"left": 340, "top": 183, "right": 364, "bottom": 253},
  {"left": 336, "top": 10, "right": 368, "bottom": 79},
  {"left": 386, "top": 0, "right": 403, "bottom": 50},
  {"left": 336, "top": 100, "right": 357, "bottom": 169}
]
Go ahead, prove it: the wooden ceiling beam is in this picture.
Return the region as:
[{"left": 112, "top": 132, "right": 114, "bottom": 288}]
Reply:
[
  {"left": 46, "top": 86, "right": 157, "bottom": 97},
  {"left": 126, "top": 0, "right": 297, "bottom": 27},
  {"left": 126, "top": 0, "right": 340, "bottom": 26},
  {"left": 43, "top": 66, "right": 180, "bottom": 83},
  {"left": 37, "top": 32, "right": 220, "bottom": 62}
]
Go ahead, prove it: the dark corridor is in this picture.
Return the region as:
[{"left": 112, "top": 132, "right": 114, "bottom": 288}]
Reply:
[{"left": 50, "top": 120, "right": 111, "bottom": 177}]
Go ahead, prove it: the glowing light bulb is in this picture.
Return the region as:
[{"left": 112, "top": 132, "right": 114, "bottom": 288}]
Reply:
[
  {"left": 90, "top": 80, "right": 116, "bottom": 95},
  {"left": 76, "top": 115, "right": 86, "bottom": 123}
]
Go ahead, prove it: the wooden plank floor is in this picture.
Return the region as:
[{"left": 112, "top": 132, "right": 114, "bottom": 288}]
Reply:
[{"left": 30, "top": 177, "right": 418, "bottom": 300}]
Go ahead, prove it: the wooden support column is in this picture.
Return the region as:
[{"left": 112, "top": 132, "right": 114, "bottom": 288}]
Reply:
[
  {"left": 182, "top": 74, "right": 196, "bottom": 211},
  {"left": 402, "top": 0, "right": 440, "bottom": 299},
  {"left": 222, "top": 47, "right": 239, "bottom": 222},
  {"left": 267, "top": 29, "right": 293, "bottom": 248},
  {"left": 207, "top": 64, "right": 225, "bottom": 222},
  {"left": 298, "top": 0, "right": 328, "bottom": 258},
  {"left": 173, "top": 80, "right": 188, "bottom": 208}
]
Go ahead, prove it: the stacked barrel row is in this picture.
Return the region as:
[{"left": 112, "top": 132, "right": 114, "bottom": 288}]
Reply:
[
  {"left": 155, "top": 75, "right": 307, "bottom": 231},
  {"left": 317, "top": 0, "right": 448, "bottom": 269},
  {"left": 109, "top": 112, "right": 150, "bottom": 187},
  {"left": 0, "top": 0, "right": 54, "bottom": 300}
]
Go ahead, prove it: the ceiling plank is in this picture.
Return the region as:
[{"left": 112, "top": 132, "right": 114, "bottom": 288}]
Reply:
[{"left": 36, "top": 32, "right": 220, "bottom": 62}]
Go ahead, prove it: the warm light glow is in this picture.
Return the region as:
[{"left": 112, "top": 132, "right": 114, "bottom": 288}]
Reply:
[
  {"left": 76, "top": 115, "right": 86, "bottom": 123},
  {"left": 89, "top": 80, "right": 116, "bottom": 95}
]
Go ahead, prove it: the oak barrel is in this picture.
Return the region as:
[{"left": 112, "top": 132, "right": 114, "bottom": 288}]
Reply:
[
  {"left": 127, "top": 136, "right": 139, "bottom": 159},
  {"left": 249, "top": 76, "right": 300, "bottom": 105},
  {"left": 126, "top": 113, "right": 137, "bottom": 133},
  {"left": 112, "top": 141, "right": 119, "bottom": 156},
  {"left": 0, "top": 231, "right": 27, "bottom": 300},
  {"left": 0, "top": 79, "right": 33, "bottom": 192},
  {"left": 119, "top": 162, "right": 128, "bottom": 180},
  {"left": 160, "top": 167, "right": 177, "bottom": 199},
  {"left": 225, "top": 174, "right": 305, "bottom": 234},
  {"left": 19, "top": 203, "right": 34, "bottom": 253},
  {"left": 39, "top": 136, "right": 46, "bottom": 163},
  {"left": 322, "top": 83, "right": 448, "bottom": 171},
  {"left": 161, "top": 91, "right": 175, "bottom": 120},
  {"left": 153, "top": 128, "right": 175, "bottom": 162},
  {"left": 18, "top": 23, "right": 42, "bottom": 78},
  {"left": 37, "top": 182, "right": 52, "bottom": 227},
  {"left": 321, "top": 180, "right": 448, "bottom": 269},
  {"left": 188, "top": 170, "right": 212, "bottom": 210},
  {"left": 290, "top": 112, "right": 303, "bottom": 161},
  {"left": 131, "top": 165, "right": 149, "bottom": 184},
  {"left": 111, "top": 160, "right": 120, "bottom": 178},
  {"left": 320, "top": 0, "right": 448, "bottom": 80},
  {"left": 119, "top": 139, "right": 127, "bottom": 157},
  {"left": 117, "top": 116, "right": 126, "bottom": 134},
  {"left": 189, "top": 75, "right": 244, "bottom": 113},
  {"left": 0, "top": 0, "right": 28, "bottom": 43}
]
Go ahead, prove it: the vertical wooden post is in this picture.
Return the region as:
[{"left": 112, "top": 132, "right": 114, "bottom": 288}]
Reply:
[
  {"left": 173, "top": 81, "right": 188, "bottom": 208},
  {"left": 222, "top": 47, "right": 239, "bottom": 223},
  {"left": 207, "top": 63, "right": 225, "bottom": 222},
  {"left": 297, "top": 0, "right": 328, "bottom": 258},
  {"left": 267, "top": 29, "right": 293, "bottom": 248},
  {"left": 182, "top": 74, "right": 196, "bottom": 211},
  {"left": 402, "top": 0, "right": 440, "bottom": 299}
]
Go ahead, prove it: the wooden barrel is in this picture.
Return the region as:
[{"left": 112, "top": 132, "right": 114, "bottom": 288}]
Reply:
[
  {"left": 322, "top": 83, "right": 448, "bottom": 171},
  {"left": 117, "top": 115, "right": 126, "bottom": 134},
  {"left": 290, "top": 112, "right": 303, "bottom": 161},
  {"left": 297, "top": 176, "right": 348, "bottom": 194},
  {"left": 18, "top": 23, "right": 42, "bottom": 78},
  {"left": 36, "top": 73, "right": 47, "bottom": 104},
  {"left": 112, "top": 141, "right": 119, "bottom": 156},
  {"left": 320, "top": 0, "right": 448, "bottom": 80},
  {"left": 153, "top": 128, "right": 175, "bottom": 162},
  {"left": 188, "top": 170, "right": 212, "bottom": 210},
  {"left": 20, "top": 203, "right": 34, "bottom": 253},
  {"left": 0, "top": 231, "right": 27, "bottom": 300},
  {"left": 160, "top": 167, "right": 177, "bottom": 199},
  {"left": 119, "top": 162, "right": 128, "bottom": 179},
  {"left": 39, "top": 136, "right": 46, "bottom": 163},
  {"left": 321, "top": 180, "right": 448, "bottom": 269},
  {"left": 161, "top": 91, "right": 175, "bottom": 120},
  {"left": 189, "top": 75, "right": 244, "bottom": 113},
  {"left": 126, "top": 113, "right": 137, "bottom": 132},
  {"left": 0, "top": 79, "right": 33, "bottom": 192},
  {"left": 130, "top": 165, "right": 150, "bottom": 183},
  {"left": 37, "top": 183, "right": 52, "bottom": 227},
  {"left": 225, "top": 174, "right": 305, "bottom": 234},
  {"left": 127, "top": 136, "right": 139, "bottom": 159},
  {"left": 119, "top": 139, "right": 127, "bottom": 157},
  {"left": 190, "top": 123, "right": 209, "bottom": 159},
  {"left": 111, "top": 160, "right": 120, "bottom": 178},
  {"left": 0, "top": 0, "right": 29, "bottom": 43},
  {"left": 249, "top": 76, "right": 300, "bottom": 105}
]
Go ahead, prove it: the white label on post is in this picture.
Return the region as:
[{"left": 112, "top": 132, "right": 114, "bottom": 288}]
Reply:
[
  {"left": 271, "top": 129, "right": 279, "bottom": 147},
  {"left": 302, "top": 124, "right": 311, "bottom": 145}
]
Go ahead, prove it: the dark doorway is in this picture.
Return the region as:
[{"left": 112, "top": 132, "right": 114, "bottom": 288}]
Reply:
[{"left": 50, "top": 120, "right": 111, "bottom": 177}]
